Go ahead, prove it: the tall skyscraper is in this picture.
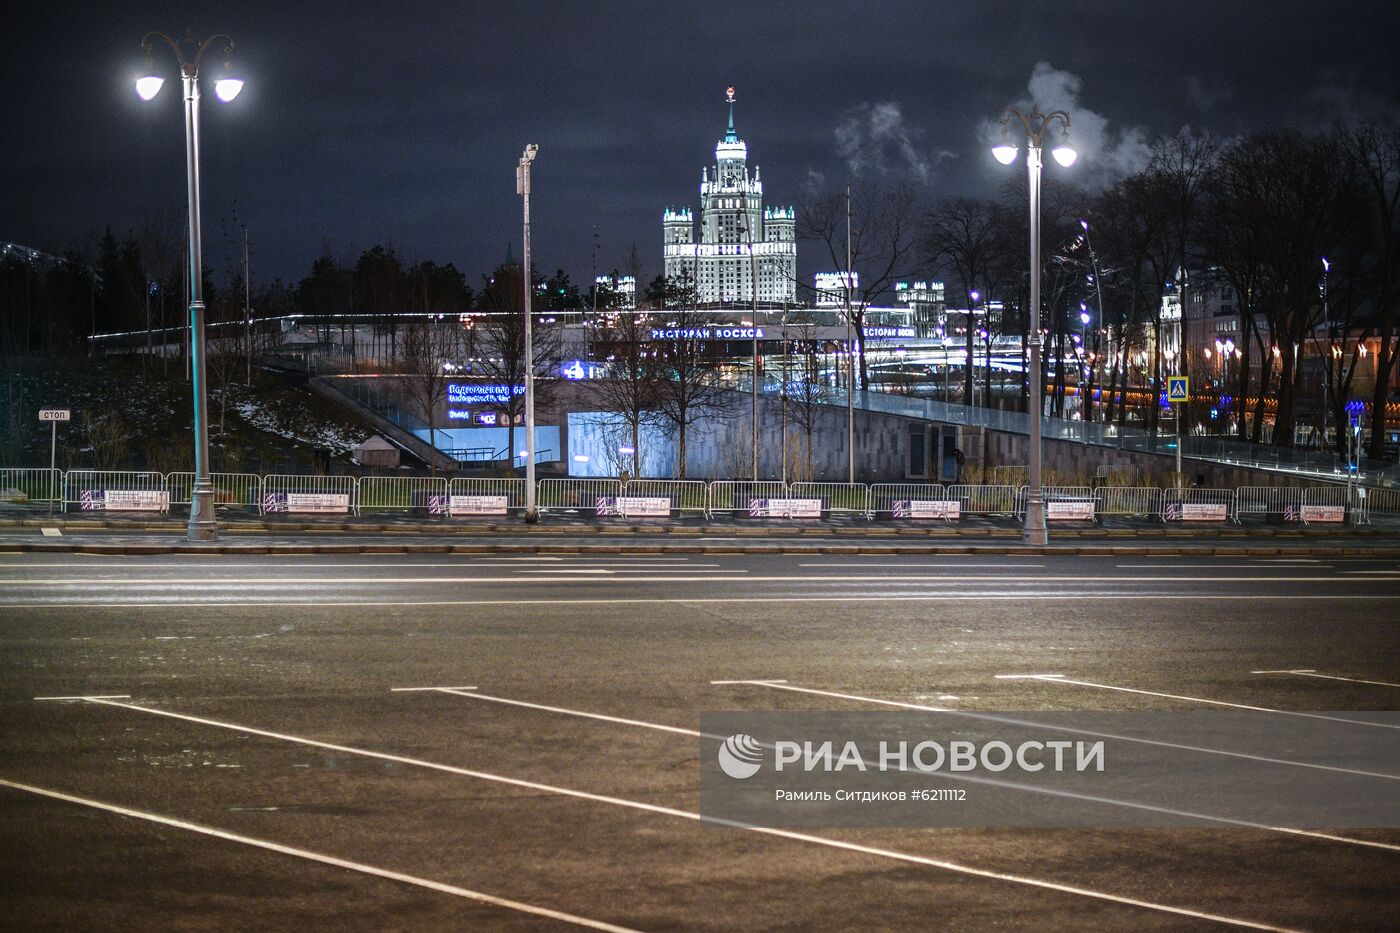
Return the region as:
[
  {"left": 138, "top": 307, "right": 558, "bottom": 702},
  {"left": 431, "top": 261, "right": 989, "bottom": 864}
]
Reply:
[{"left": 663, "top": 88, "right": 797, "bottom": 305}]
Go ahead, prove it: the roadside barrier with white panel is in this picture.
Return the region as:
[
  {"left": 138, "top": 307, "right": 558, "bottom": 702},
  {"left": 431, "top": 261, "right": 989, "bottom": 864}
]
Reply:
[
  {"left": 537, "top": 478, "right": 623, "bottom": 513},
  {"left": 947, "top": 484, "right": 1019, "bottom": 517},
  {"left": 620, "top": 479, "right": 709, "bottom": 516},
  {"left": 1024, "top": 486, "right": 1097, "bottom": 521},
  {"left": 1094, "top": 486, "right": 1162, "bottom": 519},
  {"left": 261, "top": 474, "right": 358, "bottom": 515},
  {"left": 707, "top": 481, "right": 788, "bottom": 518},
  {"left": 0, "top": 468, "right": 62, "bottom": 507},
  {"left": 1233, "top": 486, "right": 1302, "bottom": 523},
  {"left": 165, "top": 472, "right": 262, "bottom": 511},
  {"left": 788, "top": 483, "right": 872, "bottom": 518},
  {"left": 63, "top": 470, "right": 168, "bottom": 512},
  {"left": 357, "top": 476, "right": 448, "bottom": 514},
  {"left": 447, "top": 477, "right": 528, "bottom": 516},
  {"left": 870, "top": 483, "right": 954, "bottom": 520},
  {"left": 1162, "top": 488, "right": 1235, "bottom": 523},
  {"left": 1299, "top": 486, "right": 1349, "bottom": 524}
]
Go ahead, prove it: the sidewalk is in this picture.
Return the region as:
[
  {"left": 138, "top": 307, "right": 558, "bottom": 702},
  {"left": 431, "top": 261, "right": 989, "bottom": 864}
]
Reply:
[{"left": 0, "top": 517, "right": 1396, "bottom": 557}]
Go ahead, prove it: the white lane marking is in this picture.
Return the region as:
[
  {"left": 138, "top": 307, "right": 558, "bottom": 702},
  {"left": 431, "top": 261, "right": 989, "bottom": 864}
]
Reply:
[
  {"left": 1252, "top": 670, "right": 1400, "bottom": 689},
  {"left": 726, "top": 681, "right": 1400, "bottom": 782},
  {"left": 420, "top": 685, "right": 1400, "bottom": 854},
  {"left": 799, "top": 562, "right": 1047, "bottom": 569},
  {"left": 33, "top": 694, "right": 131, "bottom": 701},
  {"left": 427, "top": 688, "right": 712, "bottom": 739},
  {"left": 1341, "top": 570, "right": 1400, "bottom": 575},
  {"left": 709, "top": 679, "right": 788, "bottom": 685},
  {"left": 65, "top": 697, "right": 1296, "bottom": 931},
  {"left": 1115, "top": 564, "right": 1326, "bottom": 570},
  {"left": 5, "top": 573, "right": 1394, "bottom": 586},
  {"left": 40, "top": 528, "right": 61, "bottom": 537},
  {"left": 389, "top": 686, "right": 478, "bottom": 693},
  {"left": 517, "top": 569, "right": 614, "bottom": 575},
  {"left": 714, "top": 681, "right": 1400, "bottom": 852},
  {"left": 1013, "top": 674, "right": 1400, "bottom": 731},
  {"left": 7, "top": 594, "right": 1400, "bottom": 610},
  {"left": 0, "top": 778, "right": 643, "bottom": 933}
]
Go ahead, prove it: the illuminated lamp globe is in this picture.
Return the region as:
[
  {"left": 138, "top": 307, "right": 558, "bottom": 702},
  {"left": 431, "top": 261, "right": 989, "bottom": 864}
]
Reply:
[
  {"left": 992, "top": 144, "right": 1018, "bottom": 165},
  {"left": 1051, "top": 144, "right": 1077, "bottom": 167},
  {"left": 135, "top": 75, "right": 165, "bottom": 100}
]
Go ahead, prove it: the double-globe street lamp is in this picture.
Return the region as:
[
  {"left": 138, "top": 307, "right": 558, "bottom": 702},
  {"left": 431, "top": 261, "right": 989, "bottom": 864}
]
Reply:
[
  {"left": 135, "top": 31, "right": 243, "bottom": 541},
  {"left": 992, "top": 108, "right": 1075, "bottom": 546}
]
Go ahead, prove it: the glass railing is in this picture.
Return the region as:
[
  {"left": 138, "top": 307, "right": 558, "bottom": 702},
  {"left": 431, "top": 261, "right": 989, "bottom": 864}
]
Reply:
[{"left": 747, "top": 376, "right": 1399, "bottom": 488}]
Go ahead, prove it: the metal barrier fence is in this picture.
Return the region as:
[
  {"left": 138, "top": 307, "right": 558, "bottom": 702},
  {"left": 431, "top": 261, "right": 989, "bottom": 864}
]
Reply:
[
  {"left": 260, "top": 474, "right": 358, "bottom": 515},
  {"left": 947, "top": 484, "right": 1019, "bottom": 516},
  {"left": 538, "top": 478, "right": 623, "bottom": 512},
  {"left": 1300, "top": 485, "right": 1350, "bottom": 524},
  {"left": 622, "top": 479, "right": 709, "bottom": 514},
  {"left": 63, "top": 470, "right": 168, "bottom": 512},
  {"left": 448, "top": 478, "right": 529, "bottom": 511},
  {"left": 707, "top": 481, "right": 788, "bottom": 517},
  {"left": 789, "top": 482, "right": 872, "bottom": 518},
  {"left": 1358, "top": 487, "right": 1400, "bottom": 521},
  {"left": 4, "top": 465, "right": 1392, "bottom": 527},
  {"left": 1162, "top": 487, "right": 1236, "bottom": 522},
  {"left": 1233, "top": 486, "right": 1302, "bottom": 523},
  {"left": 869, "top": 483, "right": 948, "bottom": 515},
  {"left": 357, "top": 476, "right": 448, "bottom": 514},
  {"left": 1019, "top": 486, "right": 1097, "bottom": 521},
  {"left": 1094, "top": 486, "right": 1163, "bottom": 519},
  {"left": 166, "top": 472, "right": 262, "bottom": 511},
  {"left": 0, "top": 468, "right": 62, "bottom": 507}
]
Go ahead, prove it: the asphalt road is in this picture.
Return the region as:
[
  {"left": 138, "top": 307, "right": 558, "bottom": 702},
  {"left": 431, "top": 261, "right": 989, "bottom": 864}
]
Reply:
[{"left": 2, "top": 552, "right": 1399, "bottom": 931}]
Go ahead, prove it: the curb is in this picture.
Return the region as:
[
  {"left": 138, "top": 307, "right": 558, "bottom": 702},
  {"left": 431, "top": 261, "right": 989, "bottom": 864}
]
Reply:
[{"left": 2, "top": 540, "right": 1397, "bottom": 558}]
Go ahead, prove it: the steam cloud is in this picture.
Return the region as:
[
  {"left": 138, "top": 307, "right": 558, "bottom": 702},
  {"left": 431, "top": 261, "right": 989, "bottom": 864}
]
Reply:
[{"left": 835, "top": 101, "right": 955, "bottom": 184}]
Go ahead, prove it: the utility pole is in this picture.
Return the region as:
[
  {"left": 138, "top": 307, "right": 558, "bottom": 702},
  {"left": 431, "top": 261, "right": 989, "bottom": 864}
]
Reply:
[
  {"left": 243, "top": 226, "right": 252, "bottom": 385},
  {"left": 518, "top": 145, "right": 539, "bottom": 522}
]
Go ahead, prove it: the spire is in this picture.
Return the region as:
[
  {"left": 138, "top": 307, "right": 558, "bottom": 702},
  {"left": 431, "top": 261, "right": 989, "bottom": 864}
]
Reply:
[{"left": 724, "top": 86, "right": 738, "bottom": 143}]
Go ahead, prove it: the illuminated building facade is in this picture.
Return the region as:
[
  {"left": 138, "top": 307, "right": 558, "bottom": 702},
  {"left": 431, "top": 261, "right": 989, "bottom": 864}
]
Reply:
[{"left": 663, "top": 88, "right": 797, "bottom": 305}]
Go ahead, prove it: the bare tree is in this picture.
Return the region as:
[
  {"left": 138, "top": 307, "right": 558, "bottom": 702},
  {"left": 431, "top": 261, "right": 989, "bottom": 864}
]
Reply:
[
  {"left": 400, "top": 316, "right": 463, "bottom": 475},
  {"left": 921, "top": 197, "right": 1003, "bottom": 405},
  {"left": 1342, "top": 123, "right": 1400, "bottom": 459},
  {"left": 651, "top": 270, "right": 727, "bottom": 479},
  {"left": 800, "top": 181, "right": 920, "bottom": 388},
  {"left": 476, "top": 262, "right": 561, "bottom": 466}
]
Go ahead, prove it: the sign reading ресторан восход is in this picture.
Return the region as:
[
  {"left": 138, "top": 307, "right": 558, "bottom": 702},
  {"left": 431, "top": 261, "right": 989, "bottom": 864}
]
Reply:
[{"left": 698, "top": 710, "right": 1400, "bottom": 830}]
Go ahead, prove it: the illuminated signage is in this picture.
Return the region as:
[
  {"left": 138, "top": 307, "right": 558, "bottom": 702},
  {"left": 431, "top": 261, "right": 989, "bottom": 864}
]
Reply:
[
  {"left": 447, "top": 383, "right": 524, "bottom": 404},
  {"left": 863, "top": 325, "right": 916, "bottom": 339},
  {"left": 648, "top": 327, "right": 765, "bottom": 340}
]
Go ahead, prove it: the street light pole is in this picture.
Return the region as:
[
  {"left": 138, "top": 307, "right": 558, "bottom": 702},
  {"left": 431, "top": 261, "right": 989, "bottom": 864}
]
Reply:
[
  {"left": 136, "top": 31, "right": 242, "bottom": 542},
  {"left": 845, "top": 184, "right": 855, "bottom": 484},
  {"left": 518, "top": 145, "right": 539, "bottom": 522},
  {"left": 993, "top": 108, "right": 1075, "bottom": 547}
]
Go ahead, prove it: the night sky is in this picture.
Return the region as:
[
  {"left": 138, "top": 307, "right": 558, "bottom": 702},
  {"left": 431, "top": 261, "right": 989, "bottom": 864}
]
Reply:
[{"left": 6, "top": 1, "right": 1400, "bottom": 290}]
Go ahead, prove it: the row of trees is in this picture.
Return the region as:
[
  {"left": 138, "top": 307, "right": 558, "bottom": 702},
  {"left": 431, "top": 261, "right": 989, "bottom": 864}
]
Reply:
[{"left": 912, "top": 122, "right": 1400, "bottom": 456}]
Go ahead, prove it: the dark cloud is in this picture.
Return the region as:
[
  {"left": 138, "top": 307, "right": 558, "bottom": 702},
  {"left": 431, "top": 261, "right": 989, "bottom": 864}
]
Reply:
[{"left": 4, "top": 0, "right": 1400, "bottom": 287}]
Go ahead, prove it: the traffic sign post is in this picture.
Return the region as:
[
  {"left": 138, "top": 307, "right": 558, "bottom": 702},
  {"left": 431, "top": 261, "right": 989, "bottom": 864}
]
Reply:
[
  {"left": 38, "top": 409, "right": 70, "bottom": 516},
  {"left": 1166, "top": 378, "right": 1188, "bottom": 488}
]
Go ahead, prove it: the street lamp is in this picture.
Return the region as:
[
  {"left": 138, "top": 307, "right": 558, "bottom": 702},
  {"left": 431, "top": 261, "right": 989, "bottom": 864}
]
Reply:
[
  {"left": 517, "top": 144, "right": 539, "bottom": 521},
  {"left": 992, "top": 107, "right": 1074, "bottom": 546},
  {"left": 135, "top": 30, "right": 242, "bottom": 542}
]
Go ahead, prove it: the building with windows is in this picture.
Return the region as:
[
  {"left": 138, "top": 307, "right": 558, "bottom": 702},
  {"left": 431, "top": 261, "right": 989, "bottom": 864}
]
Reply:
[{"left": 662, "top": 89, "right": 797, "bottom": 305}]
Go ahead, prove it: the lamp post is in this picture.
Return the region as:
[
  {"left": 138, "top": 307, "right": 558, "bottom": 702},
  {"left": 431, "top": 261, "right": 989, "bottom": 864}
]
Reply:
[
  {"left": 993, "top": 108, "right": 1075, "bottom": 546},
  {"left": 136, "top": 30, "right": 243, "bottom": 542},
  {"left": 739, "top": 217, "right": 761, "bottom": 481},
  {"left": 845, "top": 184, "right": 855, "bottom": 484},
  {"left": 517, "top": 144, "right": 539, "bottom": 521}
]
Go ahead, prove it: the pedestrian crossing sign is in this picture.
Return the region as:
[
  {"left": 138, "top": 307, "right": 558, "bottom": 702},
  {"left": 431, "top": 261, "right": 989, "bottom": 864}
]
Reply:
[{"left": 1167, "top": 376, "right": 1189, "bottom": 403}]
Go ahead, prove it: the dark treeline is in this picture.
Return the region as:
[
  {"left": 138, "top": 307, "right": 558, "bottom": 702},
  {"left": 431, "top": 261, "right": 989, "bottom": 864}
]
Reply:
[
  {"left": 0, "top": 235, "right": 587, "bottom": 360},
  {"left": 919, "top": 122, "right": 1400, "bottom": 457}
]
